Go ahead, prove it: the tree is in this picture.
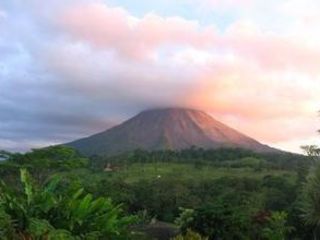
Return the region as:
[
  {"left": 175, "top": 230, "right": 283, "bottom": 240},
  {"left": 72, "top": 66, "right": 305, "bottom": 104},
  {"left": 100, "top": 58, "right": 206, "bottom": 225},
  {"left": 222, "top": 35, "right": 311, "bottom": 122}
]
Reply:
[
  {"left": 301, "top": 145, "right": 320, "bottom": 164},
  {"left": 300, "top": 114, "right": 320, "bottom": 239},
  {"left": 182, "top": 201, "right": 252, "bottom": 240},
  {"left": 4, "top": 146, "right": 89, "bottom": 183},
  {"left": 300, "top": 162, "right": 320, "bottom": 239}
]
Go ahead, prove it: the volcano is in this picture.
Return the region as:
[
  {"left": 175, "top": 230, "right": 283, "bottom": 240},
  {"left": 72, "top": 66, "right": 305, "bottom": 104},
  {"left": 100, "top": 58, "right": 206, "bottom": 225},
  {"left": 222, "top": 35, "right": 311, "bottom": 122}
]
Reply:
[{"left": 66, "top": 108, "right": 278, "bottom": 156}]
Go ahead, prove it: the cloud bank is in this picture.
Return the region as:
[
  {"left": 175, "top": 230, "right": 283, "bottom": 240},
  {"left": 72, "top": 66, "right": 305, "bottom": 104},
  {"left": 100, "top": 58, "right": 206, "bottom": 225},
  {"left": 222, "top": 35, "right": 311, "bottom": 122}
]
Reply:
[{"left": 0, "top": 0, "right": 319, "bottom": 152}]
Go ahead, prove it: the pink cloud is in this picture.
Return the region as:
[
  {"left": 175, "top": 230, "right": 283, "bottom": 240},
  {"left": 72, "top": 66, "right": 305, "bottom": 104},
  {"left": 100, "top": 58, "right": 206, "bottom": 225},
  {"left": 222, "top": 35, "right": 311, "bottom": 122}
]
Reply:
[
  {"left": 60, "top": 3, "right": 217, "bottom": 60},
  {"left": 188, "top": 64, "right": 316, "bottom": 117},
  {"left": 59, "top": 3, "right": 320, "bottom": 74},
  {"left": 203, "top": 0, "right": 253, "bottom": 8},
  {"left": 225, "top": 22, "right": 320, "bottom": 73}
]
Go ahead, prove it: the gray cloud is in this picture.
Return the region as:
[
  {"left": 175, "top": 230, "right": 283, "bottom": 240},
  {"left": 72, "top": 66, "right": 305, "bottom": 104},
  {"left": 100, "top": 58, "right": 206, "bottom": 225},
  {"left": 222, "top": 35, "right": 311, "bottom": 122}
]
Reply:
[
  {"left": 0, "top": 1, "right": 193, "bottom": 151},
  {"left": 0, "top": 2, "right": 114, "bottom": 150}
]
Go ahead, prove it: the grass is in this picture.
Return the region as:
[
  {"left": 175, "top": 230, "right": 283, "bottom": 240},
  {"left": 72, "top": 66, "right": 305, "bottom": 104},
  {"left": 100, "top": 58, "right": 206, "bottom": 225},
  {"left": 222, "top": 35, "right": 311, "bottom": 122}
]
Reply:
[
  {"left": 104, "top": 162, "right": 295, "bottom": 183},
  {"left": 62, "top": 162, "right": 296, "bottom": 188}
]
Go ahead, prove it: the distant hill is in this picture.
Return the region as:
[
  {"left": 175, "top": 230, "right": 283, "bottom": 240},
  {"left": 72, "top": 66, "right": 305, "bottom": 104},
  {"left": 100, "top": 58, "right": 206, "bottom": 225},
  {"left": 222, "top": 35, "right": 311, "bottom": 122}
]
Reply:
[{"left": 66, "top": 108, "right": 279, "bottom": 156}]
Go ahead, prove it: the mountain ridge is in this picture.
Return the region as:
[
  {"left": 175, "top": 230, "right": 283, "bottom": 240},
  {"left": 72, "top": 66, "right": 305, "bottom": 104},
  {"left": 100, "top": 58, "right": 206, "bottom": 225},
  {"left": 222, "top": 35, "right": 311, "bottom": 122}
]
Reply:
[{"left": 66, "top": 108, "right": 279, "bottom": 156}]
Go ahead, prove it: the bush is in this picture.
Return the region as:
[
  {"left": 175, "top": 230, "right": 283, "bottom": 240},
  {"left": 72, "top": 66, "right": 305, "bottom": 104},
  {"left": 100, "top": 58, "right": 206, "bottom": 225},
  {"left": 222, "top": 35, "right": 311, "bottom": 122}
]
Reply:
[
  {"left": 0, "top": 169, "right": 137, "bottom": 239},
  {"left": 172, "top": 229, "right": 208, "bottom": 240}
]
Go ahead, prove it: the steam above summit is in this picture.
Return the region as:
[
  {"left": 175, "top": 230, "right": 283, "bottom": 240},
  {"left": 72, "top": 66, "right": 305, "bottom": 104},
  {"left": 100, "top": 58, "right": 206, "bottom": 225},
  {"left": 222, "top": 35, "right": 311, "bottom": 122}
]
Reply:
[{"left": 66, "top": 108, "right": 278, "bottom": 156}]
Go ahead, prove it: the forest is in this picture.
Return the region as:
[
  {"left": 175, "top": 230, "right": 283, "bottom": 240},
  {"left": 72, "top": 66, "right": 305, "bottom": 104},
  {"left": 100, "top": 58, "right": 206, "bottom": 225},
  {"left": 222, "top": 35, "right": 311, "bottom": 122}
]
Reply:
[{"left": 0, "top": 144, "right": 319, "bottom": 240}]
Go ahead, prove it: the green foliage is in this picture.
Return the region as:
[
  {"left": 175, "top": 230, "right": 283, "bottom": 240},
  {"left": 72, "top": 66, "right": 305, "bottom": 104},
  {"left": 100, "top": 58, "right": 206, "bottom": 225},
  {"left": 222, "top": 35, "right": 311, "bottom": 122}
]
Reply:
[
  {"left": 93, "top": 147, "right": 308, "bottom": 172},
  {"left": 0, "top": 168, "right": 137, "bottom": 239},
  {"left": 175, "top": 208, "right": 195, "bottom": 232},
  {"left": 262, "top": 175, "right": 296, "bottom": 211},
  {"left": 172, "top": 229, "right": 208, "bottom": 240},
  {"left": 28, "top": 218, "right": 54, "bottom": 237},
  {"left": 177, "top": 208, "right": 293, "bottom": 240},
  {"left": 0, "top": 207, "right": 13, "bottom": 239},
  {"left": 262, "top": 211, "right": 293, "bottom": 240},
  {"left": 181, "top": 201, "right": 253, "bottom": 240},
  {"left": 62, "top": 159, "right": 299, "bottom": 235},
  {"left": 47, "top": 230, "right": 75, "bottom": 240},
  {"left": 7, "top": 146, "right": 88, "bottom": 172},
  {"left": 0, "top": 146, "right": 312, "bottom": 239},
  {"left": 300, "top": 162, "right": 320, "bottom": 238},
  {"left": 0, "top": 146, "right": 89, "bottom": 187},
  {"left": 235, "top": 157, "right": 265, "bottom": 169}
]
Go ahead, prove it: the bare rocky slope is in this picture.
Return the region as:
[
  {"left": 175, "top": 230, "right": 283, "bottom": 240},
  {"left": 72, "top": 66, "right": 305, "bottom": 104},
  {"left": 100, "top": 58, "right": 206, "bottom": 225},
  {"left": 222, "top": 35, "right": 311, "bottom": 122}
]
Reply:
[{"left": 66, "top": 108, "right": 278, "bottom": 156}]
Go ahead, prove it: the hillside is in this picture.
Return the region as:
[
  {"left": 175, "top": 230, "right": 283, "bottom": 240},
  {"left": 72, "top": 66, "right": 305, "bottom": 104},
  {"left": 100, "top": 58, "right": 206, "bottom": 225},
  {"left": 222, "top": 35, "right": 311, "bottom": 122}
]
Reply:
[{"left": 66, "top": 108, "right": 278, "bottom": 156}]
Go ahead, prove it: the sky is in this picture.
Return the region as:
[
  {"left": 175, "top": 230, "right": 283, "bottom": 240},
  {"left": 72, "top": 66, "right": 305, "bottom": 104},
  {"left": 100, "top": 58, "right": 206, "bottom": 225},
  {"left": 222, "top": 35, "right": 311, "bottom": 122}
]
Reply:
[{"left": 0, "top": 0, "right": 320, "bottom": 153}]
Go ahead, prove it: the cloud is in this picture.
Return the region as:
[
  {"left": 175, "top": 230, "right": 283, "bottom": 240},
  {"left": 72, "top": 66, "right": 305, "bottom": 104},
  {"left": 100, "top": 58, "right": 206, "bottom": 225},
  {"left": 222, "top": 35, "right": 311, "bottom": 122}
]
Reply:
[
  {"left": 59, "top": 3, "right": 217, "bottom": 60},
  {"left": 0, "top": 0, "right": 319, "bottom": 153},
  {"left": 198, "top": 0, "right": 253, "bottom": 8},
  {"left": 59, "top": 2, "right": 320, "bottom": 73}
]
